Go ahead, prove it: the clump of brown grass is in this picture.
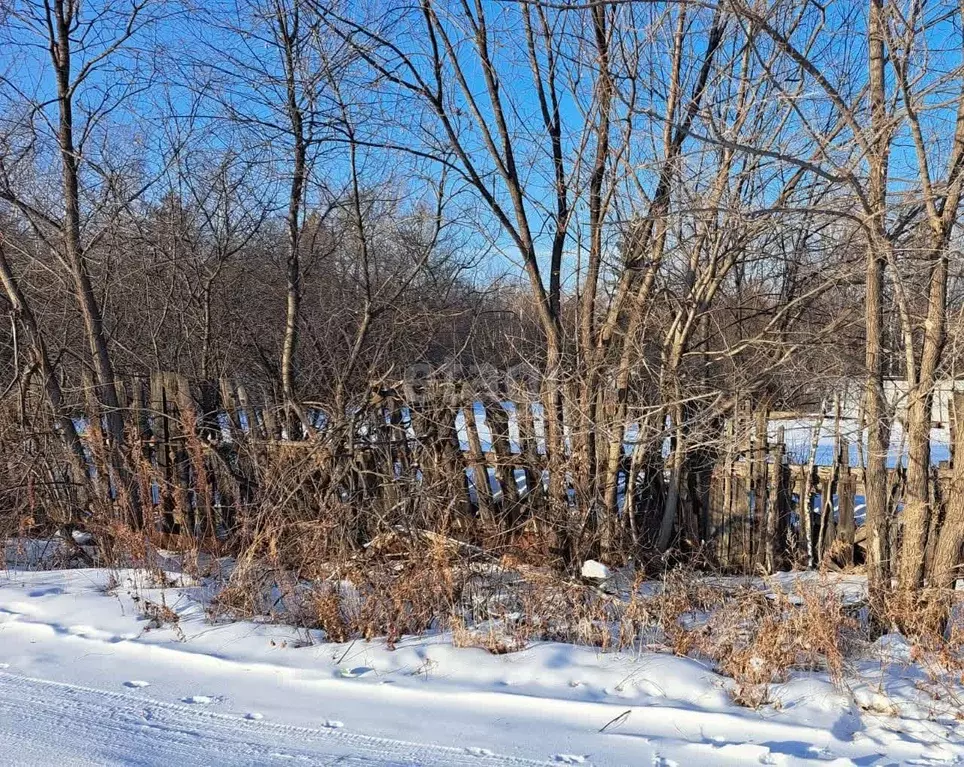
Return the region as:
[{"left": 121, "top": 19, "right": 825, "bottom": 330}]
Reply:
[
  {"left": 513, "top": 570, "right": 619, "bottom": 649},
  {"left": 647, "top": 568, "right": 727, "bottom": 655},
  {"left": 311, "top": 590, "right": 351, "bottom": 643},
  {"left": 134, "top": 593, "right": 185, "bottom": 641},
  {"left": 450, "top": 616, "right": 528, "bottom": 654},
  {"left": 214, "top": 525, "right": 471, "bottom": 648},
  {"left": 875, "top": 587, "right": 964, "bottom": 713},
  {"left": 345, "top": 543, "right": 463, "bottom": 648},
  {"left": 882, "top": 588, "right": 959, "bottom": 653},
  {"left": 618, "top": 573, "right": 655, "bottom": 650},
  {"left": 692, "top": 581, "right": 857, "bottom": 707}
]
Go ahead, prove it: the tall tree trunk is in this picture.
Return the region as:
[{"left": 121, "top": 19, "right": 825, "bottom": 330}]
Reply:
[
  {"left": 576, "top": 1, "right": 613, "bottom": 529},
  {"left": 899, "top": 390, "right": 935, "bottom": 589},
  {"left": 52, "top": 0, "right": 122, "bottom": 445},
  {"left": 929, "top": 392, "right": 964, "bottom": 589},
  {"left": 281, "top": 137, "right": 305, "bottom": 433},
  {"left": 864, "top": 0, "right": 893, "bottom": 604},
  {"left": 898, "top": 229, "right": 950, "bottom": 591},
  {"left": 277, "top": 1, "right": 309, "bottom": 435},
  {"left": 47, "top": 0, "right": 140, "bottom": 528}
]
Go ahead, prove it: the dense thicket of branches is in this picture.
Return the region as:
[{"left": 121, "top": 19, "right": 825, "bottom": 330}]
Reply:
[{"left": 4, "top": 0, "right": 964, "bottom": 608}]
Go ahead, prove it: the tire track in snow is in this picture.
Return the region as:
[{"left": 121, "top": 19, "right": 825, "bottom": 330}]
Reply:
[{"left": 0, "top": 671, "right": 555, "bottom": 766}]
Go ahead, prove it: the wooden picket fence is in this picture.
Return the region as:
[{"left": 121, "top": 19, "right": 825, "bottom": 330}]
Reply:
[{"left": 66, "top": 370, "right": 955, "bottom": 571}]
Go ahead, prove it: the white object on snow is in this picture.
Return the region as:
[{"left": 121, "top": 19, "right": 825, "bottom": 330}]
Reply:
[{"left": 580, "top": 560, "right": 611, "bottom": 580}]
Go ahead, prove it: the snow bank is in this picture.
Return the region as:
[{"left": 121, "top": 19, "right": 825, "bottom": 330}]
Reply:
[{"left": 0, "top": 565, "right": 960, "bottom": 765}]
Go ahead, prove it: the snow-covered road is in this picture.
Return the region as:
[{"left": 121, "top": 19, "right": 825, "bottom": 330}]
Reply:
[
  {"left": 0, "top": 671, "right": 551, "bottom": 766},
  {"left": 0, "top": 565, "right": 960, "bottom": 766}
]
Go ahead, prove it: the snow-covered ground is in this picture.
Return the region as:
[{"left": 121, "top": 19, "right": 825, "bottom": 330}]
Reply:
[{"left": 0, "top": 561, "right": 961, "bottom": 765}]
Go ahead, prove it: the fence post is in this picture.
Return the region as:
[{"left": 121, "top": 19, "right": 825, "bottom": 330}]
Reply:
[
  {"left": 149, "top": 371, "right": 175, "bottom": 532},
  {"left": 837, "top": 438, "right": 855, "bottom": 566},
  {"left": 763, "top": 425, "right": 787, "bottom": 572},
  {"left": 461, "top": 383, "right": 497, "bottom": 530}
]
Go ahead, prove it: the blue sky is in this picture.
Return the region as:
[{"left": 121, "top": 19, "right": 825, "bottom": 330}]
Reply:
[{"left": 3, "top": 0, "right": 964, "bottom": 289}]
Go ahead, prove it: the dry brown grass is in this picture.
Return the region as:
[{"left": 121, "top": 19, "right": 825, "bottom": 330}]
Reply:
[
  {"left": 691, "top": 583, "right": 856, "bottom": 706},
  {"left": 212, "top": 536, "right": 877, "bottom": 711},
  {"left": 212, "top": 525, "right": 470, "bottom": 648},
  {"left": 882, "top": 588, "right": 958, "bottom": 649},
  {"left": 450, "top": 616, "right": 528, "bottom": 654},
  {"left": 134, "top": 593, "right": 185, "bottom": 641}
]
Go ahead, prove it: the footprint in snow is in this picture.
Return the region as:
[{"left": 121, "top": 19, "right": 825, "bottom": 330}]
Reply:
[
  {"left": 466, "top": 747, "right": 494, "bottom": 757},
  {"left": 338, "top": 667, "right": 373, "bottom": 678},
  {"left": 553, "top": 756, "right": 589, "bottom": 765},
  {"left": 182, "top": 695, "right": 221, "bottom": 705},
  {"left": 28, "top": 587, "right": 64, "bottom": 597},
  {"left": 322, "top": 720, "right": 344, "bottom": 729},
  {"left": 124, "top": 680, "right": 150, "bottom": 689},
  {"left": 245, "top": 712, "right": 264, "bottom": 721}
]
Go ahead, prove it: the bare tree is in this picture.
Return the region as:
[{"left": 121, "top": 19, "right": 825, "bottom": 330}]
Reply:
[
  {"left": 201, "top": 0, "right": 346, "bottom": 430},
  {"left": 0, "top": 0, "right": 173, "bottom": 525}
]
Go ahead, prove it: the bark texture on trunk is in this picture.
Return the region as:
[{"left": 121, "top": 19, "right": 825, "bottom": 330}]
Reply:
[{"left": 929, "top": 393, "right": 964, "bottom": 589}]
